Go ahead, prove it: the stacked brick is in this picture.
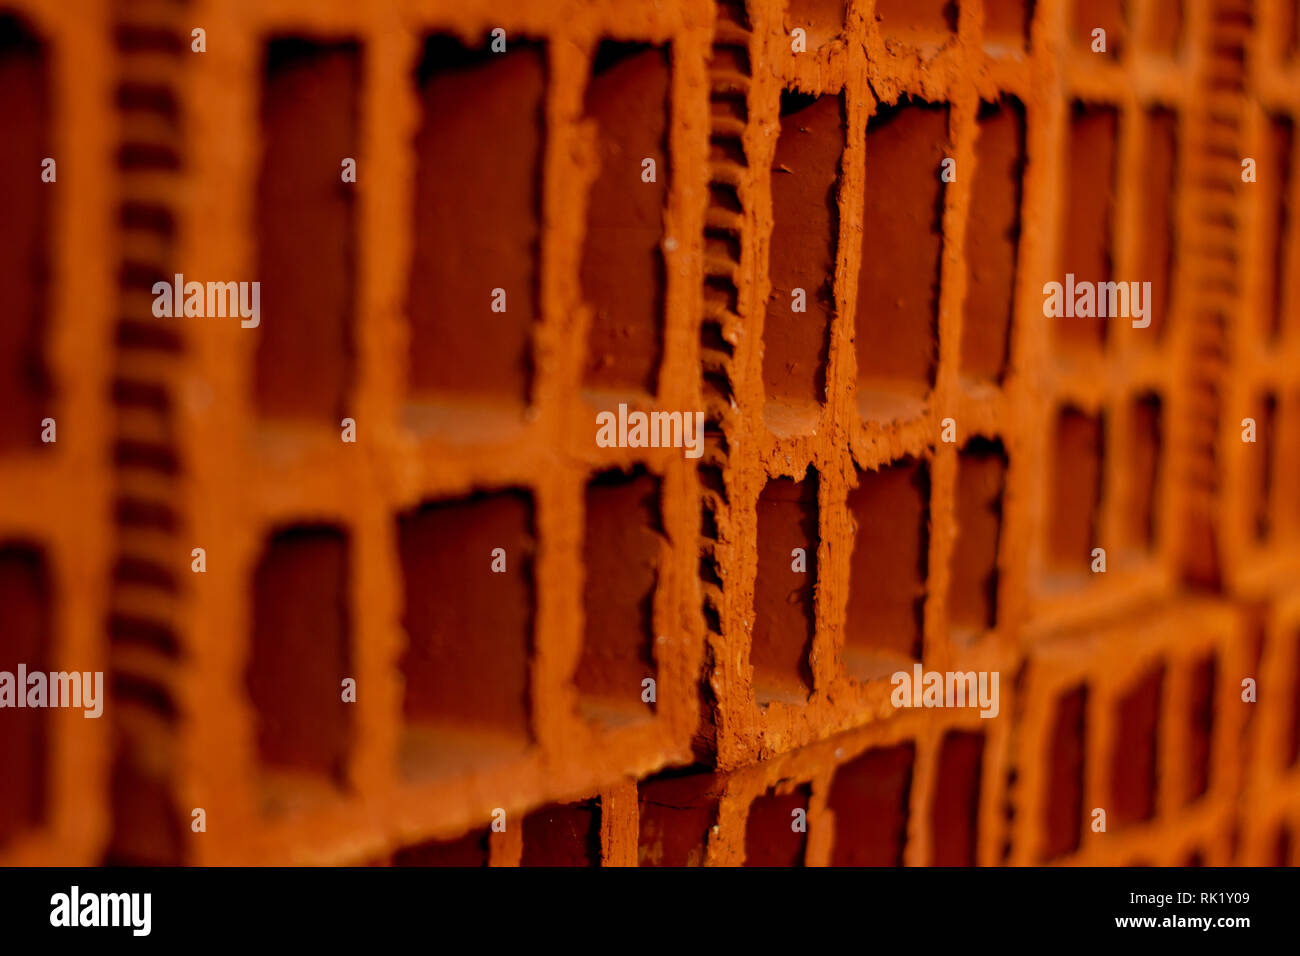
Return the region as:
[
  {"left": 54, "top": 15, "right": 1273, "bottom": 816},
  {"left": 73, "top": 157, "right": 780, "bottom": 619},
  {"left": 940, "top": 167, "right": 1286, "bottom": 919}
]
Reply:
[{"left": 0, "top": 0, "right": 1297, "bottom": 867}]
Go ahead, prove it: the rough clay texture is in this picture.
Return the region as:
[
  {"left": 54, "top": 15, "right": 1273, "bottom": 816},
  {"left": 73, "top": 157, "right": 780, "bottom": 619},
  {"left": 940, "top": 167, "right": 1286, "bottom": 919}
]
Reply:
[{"left": 0, "top": 0, "right": 1299, "bottom": 867}]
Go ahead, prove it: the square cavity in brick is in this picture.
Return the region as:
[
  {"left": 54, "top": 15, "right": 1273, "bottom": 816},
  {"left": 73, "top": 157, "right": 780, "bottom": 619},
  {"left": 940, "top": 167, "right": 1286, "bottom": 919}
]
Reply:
[
  {"left": 1072, "top": 0, "right": 1125, "bottom": 55},
  {"left": 397, "top": 489, "right": 535, "bottom": 779},
  {"left": 581, "top": 43, "right": 670, "bottom": 395},
  {"left": 0, "top": 543, "right": 49, "bottom": 845},
  {"left": 247, "top": 525, "right": 353, "bottom": 804},
  {"left": 1111, "top": 664, "right": 1164, "bottom": 827},
  {"left": 103, "top": 748, "right": 184, "bottom": 866},
  {"left": 1059, "top": 103, "right": 1119, "bottom": 352},
  {"left": 256, "top": 38, "right": 359, "bottom": 421},
  {"left": 752, "top": 470, "right": 818, "bottom": 703},
  {"left": 1186, "top": 653, "right": 1215, "bottom": 804},
  {"left": 931, "top": 731, "right": 985, "bottom": 865},
  {"left": 1266, "top": 114, "right": 1294, "bottom": 340},
  {"left": 983, "top": 0, "right": 1034, "bottom": 48},
  {"left": 578, "top": 468, "right": 662, "bottom": 724},
  {"left": 1043, "top": 684, "right": 1087, "bottom": 861},
  {"left": 829, "top": 743, "right": 915, "bottom": 866},
  {"left": 844, "top": 458, "right": 929, "bottom": 678},
  {"left": 1048, "top": 406, "right": 1104, "bottom": 573},
  {"left": 0, "top": 16, "right": 51, "bottom": 452},
  {"left": 407, "top": 37, "right": 545, "bottom": 408},
  {"left": 637, "top": 768, "right": 721, "bottom": 866},
  {"left": 951, "top": 439, "right": 1006, "bottom": 635},
  {"left": 1145, "top": 0, "right": 1183, "bottom": 54},
  {"left": 1250, "top": 392, "right": 1277, "bottom": 543},
  {"left": 858, "top": 99, "right": 946, "bottom": 419},
  {"left": 393, "top": 827, "right": 490, "bottom": 867},
  {"left": 522, "top": 799, "right": 601, "bottom": 866},
  {"left": 1138, "top": 108, "right": 1177, "bottom": 340},
  {"left": 745, "top": 783, "right": 811, "bottom": 866},
  {"left": 787, "top": 0, "right": 846, "bottom": 50},
  {"left": 1126, "top": 394, "right": 1162, "bottom": 550},
  {"left": 763, "top": 92, "right": 842, "bottom": 424},
  {"left": 875, "top": 0, "right": 958, "bottom": 38},
  {"left": 964, "top": 98, "right": 1025, "bottom": 382}
]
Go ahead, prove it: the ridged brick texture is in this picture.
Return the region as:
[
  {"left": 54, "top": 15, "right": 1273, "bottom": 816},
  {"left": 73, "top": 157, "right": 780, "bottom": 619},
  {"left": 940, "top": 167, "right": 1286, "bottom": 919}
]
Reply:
[{"left": 2, "top": 0, "right": 1300, "bottom": 867}]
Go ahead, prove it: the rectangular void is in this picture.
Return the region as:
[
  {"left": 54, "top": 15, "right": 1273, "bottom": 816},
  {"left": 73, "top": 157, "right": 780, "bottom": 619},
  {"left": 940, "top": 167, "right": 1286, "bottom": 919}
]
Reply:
[
  {"left": 0, "top": 16, "right": 51, "bottom": 451},
  {"left": 1185, "top": 653, "right": 1215, "bottom": 804},
  {"left": 247, "top": 526, "right": 352, "bottom": 793},
  {"left": 965, "top": 98, "right": 1025, "bottom": 381},
  {"left": 829, "top": 743, "right": 915, "bottom": 866},
  {"left": 1126, "top": 394, "right": 1161, "bottom": 551},
  {"left": 950, "top": 439, "right": 1006, "bottom": 635},
  {"left": 256, "top": 38, "right": 359, "bottom": 421},
  {"left": 578, "top": 468, "right": 662, "bottom": 724},
  {"left": 875, "top": 0, "right": 958, "bottom": 38},
  {"left": 1145, "top": 0, "right": 1183, "bottom": 55},
  {"left": 1048, "top": 406, "right": 1104, "bottom": 573},
  {"left": 637, "top": 768, "right": 721, "bottom": 866},
  {"left": 1111, "top": 664, "right": 1164, "bottom": 827},
  {"left": 522, "top": 799, "right": 601, "bottom": 866},
  {"left": 752, "top": 471, "right": 818, "bottom": 703},
  {"left": 745, "top": 783, "right": 811, "bottom": 866},
  {"left": 0, "top": 544, "right": 49, "bottom": 846},
  {"left": 1251, "top": 392, "right": 1277, "bottom": 543},
  {"left": 1072, "top": 0, "right": 1125, "bottom": 55},
  {"left": 984, "top": 0, "right": 1033, "bottom": 48},
  {"left": 1276, "top": 826, "right": 1293, "bottom": 867},
  {"left": 931, "top": 731, "right": 985, "bottom": 865},
  {"left": 844, "top": 458, "right": 929, "bottom": 678},
  {"left": 787, "top": 0, "right": 846, "bottom": 49},
  {"left": 1042, "top": 684, "right": 1087, "bottom": 861},
  {"left": 1138, "top": 109, "right": 1177, "bottom": 340},
  {"left": 407, "top": 37, "right": 544, "bottom": 406},
  {"left": 397, "top": 489, "right": 535, "bottom": 778},
  {"left": 763, "top": 92, "right": 842, "bottom": 415},
  {"left": 1267, "top": 115, "right": 1293, "bottom": 340},
  {"left": 581, "top": 43, "right": 670, "bottom": 395},
  {"left": 1059, "top": 103, "right": 1118, "bottom": 352},
  {"left": 393, "top": 827, "right": 489, "bottom": 867},
  {"left": 858, "top": 99, "right": 946, "bottom": 415},
  {"left": 1289, "top": 631, "right": 1300, "bottom": 769}
]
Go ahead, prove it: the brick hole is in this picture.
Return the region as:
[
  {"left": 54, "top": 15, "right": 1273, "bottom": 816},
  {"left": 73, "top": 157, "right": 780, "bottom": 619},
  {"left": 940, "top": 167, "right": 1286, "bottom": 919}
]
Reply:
[
  {"left": 407, "top": 37, "right": 544, "bottom": 409},
  {"left": 1111, "top": 664, "right": 1164, "bottom": 827},
  {"left": 637, "top": 768, "right": 721, "bottom": 866},
  {"left": 578, "top": 468, "right": 662, "bottom": 724},
  {"left": 828, "top": 742, "right": 915, "bottom": 866},
  {"left": 744, "top": 782, "right": 811, "bottom": 866},
  {"left": 763, "top": 91, "right": 842, "bottom": 418},
  {"left": 393, "top": 827, "right": 490, "bottom": 867},
  {"left": 787, "top": 0, "right": 846, "bottom": 49},
  {"left": 111, "top": 555, "right": 176, "bottom": 593},
  {"left": 1048, "top": 406, "right": 1104, "bottom": 573},
  {"left": 1288, "top": 629, "right": 1300, "bottom": 768},
  {"left": 1136, "top": 108, "right": 1177, "bottom": 342},
  {"left": 710, "top": 90, "right": 747, "bottom": 125},
  {"left": 247, "top": 525, "right": 353, "bottom": 803},
  {"left": 710, "top": 181, "right": 742, "bottom": 215},
  {"left": 951, "top": 438, "right": 1006, "bottom": 636},
  {"left": 844, "top": 458, "right": 928, "bottom": 679},
  {"left": 522, "top": 798, "right": 601, "bottom": 866},
  {"left": 1186, "top": 653, "right": 1216, "bottom": 803},
  {"left": 1126, "top": 393, "right": 1162, "bottom": 550},
  {"left": 718, "top": 0, "right": 753, "bottom": 30},
  {"left": 397, "top": 490, "right": 535, "bottom": 780},
  {"left": 875, "top": 0, "right": 958, "bottom": 38},
  {"left": 705, "top": 274, "right": 740, "bottom": 315},
  {"left": 256, "top": 38, "right": 359, "bottom": 421},
  {"left": 102, "top": 746, "right": 184, "bottom": 865},
  {"left": 1185, "top": 848, "right": 1205, "bottom": 866},
  {"left": 1251, "top": 392, "right": 1277, "bottom": 543},
  {"left": 701, "top": 320, "right": 734, "bottom": 357},
  {"left": 1145, "top": 0, "right": 1183, "bottom": 55},
  {"left": 581, "top": 43, "right": 670, "bottom": 396},
  {"left": 1058, "top": 103, "right": 1119, "bottom": 352},
  {"left": 964, "top": 97, "right": 1025, "bottom": 383},
  {"left": 0, "top": 15, "right": 52, "bottom": 452},
  {"left": 857, "top": 98, "right": 946, "bottom": 419},
  {"left": 752, "top": 470, "right": 818, "bottom": 703},
  {"left": 1275, "top": 824, "right": 1293, "bottom": 866},
  {"left": 0, "top": 543, "right": 49, "bottom": 846},
  {"left": 983, "top": 0, "right": 1033, "bottom": 48},
  {"left": 1072, "top": 0, "right": 1126, "bottom": 56},
  {"left": 1043, "top": 684, "right": 1087, "bottom": 860},
  {"left": 931, "top": 731, "right": 985, "bottom": 865},
  {"left": 1266, "top": 114, "right": 1293, "bottom": 340},
  {"left": 1281, "top": 2, "right": 1299, "bottom": 61}
]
